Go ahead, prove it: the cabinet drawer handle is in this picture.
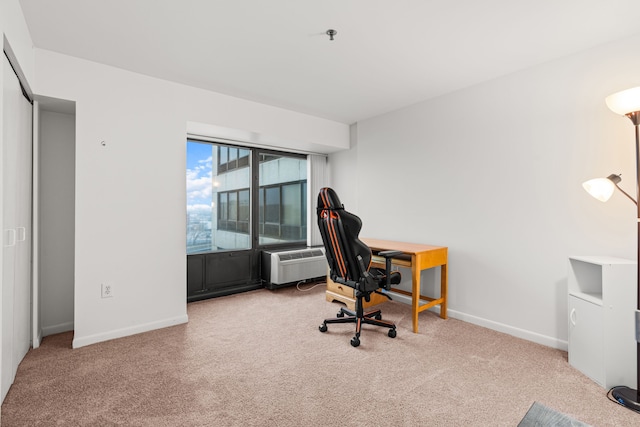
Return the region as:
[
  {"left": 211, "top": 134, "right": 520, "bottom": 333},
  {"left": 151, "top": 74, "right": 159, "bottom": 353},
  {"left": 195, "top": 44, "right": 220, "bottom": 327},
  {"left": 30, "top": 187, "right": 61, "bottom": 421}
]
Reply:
[
  {"left": 337, "top": 286, "right": 343, "bottom": 291},
  {"left": 4, "top": 229, "right": 16, "bottom": 247},
  {"left": 570, "top": 308, "right": 577, "bottom": 326}
]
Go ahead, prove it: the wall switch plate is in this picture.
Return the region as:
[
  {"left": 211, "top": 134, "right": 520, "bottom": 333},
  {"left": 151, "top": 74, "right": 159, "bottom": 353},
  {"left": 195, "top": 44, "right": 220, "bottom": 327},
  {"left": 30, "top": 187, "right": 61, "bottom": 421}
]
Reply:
[{"left": 101, "top": 283, "right": 113, "bottom": 298}]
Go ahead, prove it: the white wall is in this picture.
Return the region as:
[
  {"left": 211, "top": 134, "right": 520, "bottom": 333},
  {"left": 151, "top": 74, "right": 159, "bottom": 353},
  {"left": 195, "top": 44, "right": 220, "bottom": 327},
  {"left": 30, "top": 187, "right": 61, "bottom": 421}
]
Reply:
[
  {"left": 1, "top": 0, "right": 35, "bottom": 91},
  {"left": 331, "top": 33, "right": 640, "bottom": 349},
  {"left": 327, "top": 124, "right": 358, "bottom": 205},
  {"left": 39, "top": 109, "right": 75, "bottom": 336},
  {"left": 33, "top": 49, "right": 350, "bottom": 348}
]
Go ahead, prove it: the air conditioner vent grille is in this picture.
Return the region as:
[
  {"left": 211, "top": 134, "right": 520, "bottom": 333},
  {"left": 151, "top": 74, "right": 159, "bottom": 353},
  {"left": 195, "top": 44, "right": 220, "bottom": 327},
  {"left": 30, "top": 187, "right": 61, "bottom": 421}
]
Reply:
[
  {"left": 264, "top": 248, "right": 327, "bottom": 285},
  {"left": 277, "top": 249, "right": 325, "bottom": 261}
]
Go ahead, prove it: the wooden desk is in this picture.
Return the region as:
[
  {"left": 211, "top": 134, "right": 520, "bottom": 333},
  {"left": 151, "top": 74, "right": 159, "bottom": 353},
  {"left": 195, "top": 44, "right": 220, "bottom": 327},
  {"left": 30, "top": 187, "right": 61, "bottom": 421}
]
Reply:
[{"left": 361, "top": 238, "right": 448, "bottom": 333}]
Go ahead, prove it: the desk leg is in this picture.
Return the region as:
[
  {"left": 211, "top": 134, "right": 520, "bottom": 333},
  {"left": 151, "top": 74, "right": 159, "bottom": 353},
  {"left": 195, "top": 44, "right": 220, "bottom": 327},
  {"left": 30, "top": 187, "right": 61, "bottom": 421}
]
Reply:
[
  {"left": 440, "top": 263, "right": 448, "bottom": 319},
  {"left": 412, "top": 258, "right": 420, "bottom": 333}
]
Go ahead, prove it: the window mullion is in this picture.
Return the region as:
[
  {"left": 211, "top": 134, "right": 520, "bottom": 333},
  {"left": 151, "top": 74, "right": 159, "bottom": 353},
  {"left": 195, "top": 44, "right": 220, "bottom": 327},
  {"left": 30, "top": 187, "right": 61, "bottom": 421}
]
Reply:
[{"left": 251, "top": 149, "right": 260, "bottom": 248}]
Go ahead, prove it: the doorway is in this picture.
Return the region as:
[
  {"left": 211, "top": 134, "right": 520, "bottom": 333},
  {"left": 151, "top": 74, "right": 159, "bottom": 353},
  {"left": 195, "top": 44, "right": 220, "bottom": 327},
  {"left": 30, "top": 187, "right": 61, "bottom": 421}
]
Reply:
[{"left": 33, "top": 97, "right": 76, "bottom": 342}]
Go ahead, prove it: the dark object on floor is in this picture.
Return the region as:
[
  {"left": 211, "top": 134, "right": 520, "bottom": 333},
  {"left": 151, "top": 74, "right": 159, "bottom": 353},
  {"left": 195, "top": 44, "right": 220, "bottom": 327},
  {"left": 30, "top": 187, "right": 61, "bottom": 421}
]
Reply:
[{"left": 518, "top": 402, "right": 590, "bottom": 427}]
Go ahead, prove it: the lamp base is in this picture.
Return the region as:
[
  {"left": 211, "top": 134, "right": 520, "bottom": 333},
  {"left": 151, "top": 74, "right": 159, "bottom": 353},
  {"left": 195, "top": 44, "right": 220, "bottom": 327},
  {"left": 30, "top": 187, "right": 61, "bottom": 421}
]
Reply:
[{"left": 611, "top": 386, "right": 640, "bottom": 412}]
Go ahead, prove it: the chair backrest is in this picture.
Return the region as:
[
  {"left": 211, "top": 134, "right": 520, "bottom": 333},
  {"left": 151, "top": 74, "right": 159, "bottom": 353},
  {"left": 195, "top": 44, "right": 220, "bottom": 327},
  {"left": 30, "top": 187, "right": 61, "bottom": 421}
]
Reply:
[{"left": 317, "top": 187, "right": 372, "bottom": 283}]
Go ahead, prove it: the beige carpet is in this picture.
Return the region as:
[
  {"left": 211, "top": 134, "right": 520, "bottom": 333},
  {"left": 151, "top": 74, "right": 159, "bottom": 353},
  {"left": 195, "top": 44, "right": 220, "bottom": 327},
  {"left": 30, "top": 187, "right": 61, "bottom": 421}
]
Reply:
[{"left": 1, "top": 284, "right": 638, "bottom": 426}]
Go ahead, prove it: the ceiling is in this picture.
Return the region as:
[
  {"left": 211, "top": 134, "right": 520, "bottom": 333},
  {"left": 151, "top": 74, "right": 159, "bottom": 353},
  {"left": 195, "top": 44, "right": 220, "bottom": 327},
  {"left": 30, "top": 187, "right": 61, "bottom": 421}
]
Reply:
[{"left": 19, "top": 0, "right": 640, "bottom": 124}]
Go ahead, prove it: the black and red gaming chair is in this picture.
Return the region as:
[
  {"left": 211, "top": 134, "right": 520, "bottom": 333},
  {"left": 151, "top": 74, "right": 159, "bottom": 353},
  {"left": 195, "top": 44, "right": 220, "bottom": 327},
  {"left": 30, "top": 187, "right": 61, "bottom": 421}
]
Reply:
[{"left": 317, "top": 187, "right": 401, "bottom": 347}]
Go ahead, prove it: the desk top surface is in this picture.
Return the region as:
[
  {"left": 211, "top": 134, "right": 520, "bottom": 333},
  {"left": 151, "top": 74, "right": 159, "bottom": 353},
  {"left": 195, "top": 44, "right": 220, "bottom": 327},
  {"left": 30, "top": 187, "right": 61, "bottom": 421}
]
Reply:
[{"left": 361, "top": 238, "right": 447, "bottom": 255}]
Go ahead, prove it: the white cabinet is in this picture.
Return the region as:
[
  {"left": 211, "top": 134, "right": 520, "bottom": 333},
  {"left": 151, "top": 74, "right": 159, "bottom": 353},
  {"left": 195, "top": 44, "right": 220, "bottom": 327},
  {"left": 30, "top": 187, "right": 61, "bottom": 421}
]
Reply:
[{"left": 568, "top": 256, "right": 637, "bottom": 389}]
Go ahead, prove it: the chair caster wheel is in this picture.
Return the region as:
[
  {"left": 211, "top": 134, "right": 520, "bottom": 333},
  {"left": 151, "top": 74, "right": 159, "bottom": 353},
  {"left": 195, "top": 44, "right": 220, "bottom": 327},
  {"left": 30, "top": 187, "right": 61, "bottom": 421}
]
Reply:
[
  {"left": 336, "top": 311, "right": 345, "bottom": 318},
  {"left": 350, "top": 337, "right": 360, "bottom": 347},
  {"left": 375, "top": 314, "right": 382, "bottom": 320},
  {"left": 319, "top": 324, "right": 328, "bottom": 333},
  {"left": 388, "top": 329, "right": 397, "bottom": 338}
]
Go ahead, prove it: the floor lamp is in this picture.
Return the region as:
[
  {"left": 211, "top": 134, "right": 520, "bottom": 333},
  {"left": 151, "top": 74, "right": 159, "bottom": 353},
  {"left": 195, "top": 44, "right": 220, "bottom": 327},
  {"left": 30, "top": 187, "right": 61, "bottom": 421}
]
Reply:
[{"left": 583, "top": 86, "right": 640, "bottom": 412}]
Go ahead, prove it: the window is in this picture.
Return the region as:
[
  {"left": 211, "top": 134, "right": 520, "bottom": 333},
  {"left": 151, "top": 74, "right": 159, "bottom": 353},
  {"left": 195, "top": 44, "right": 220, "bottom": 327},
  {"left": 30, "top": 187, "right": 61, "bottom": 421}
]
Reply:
[
  {"left": 186, "top": 139, "right": 307, "bottom": 254},
  {"left": 217, "top": 189, "right": 250, "bottom": 233},
  {"left": 186, "top": 141, "right": 215, "bottom": 253},
  {"left": 217, "top": 146, "right": 249, "bottom": 174},
  {"left": 258, "top": 153, "right": 307, "bottom": 244},
  {"left": 258, "top": 181, "right": 306, "bottom": 242}
]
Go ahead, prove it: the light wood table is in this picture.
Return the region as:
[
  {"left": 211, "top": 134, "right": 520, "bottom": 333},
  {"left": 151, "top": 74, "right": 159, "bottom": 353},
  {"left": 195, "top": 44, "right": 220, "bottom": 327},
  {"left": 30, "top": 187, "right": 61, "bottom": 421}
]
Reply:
[{"left": 361, "top": 238, "right": 448, "bottom": 333}]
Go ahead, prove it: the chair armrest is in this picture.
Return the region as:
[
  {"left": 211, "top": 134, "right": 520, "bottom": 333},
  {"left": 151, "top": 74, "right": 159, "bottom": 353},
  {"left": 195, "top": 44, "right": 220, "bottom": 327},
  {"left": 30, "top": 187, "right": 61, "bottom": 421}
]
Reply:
[
  {"left": 376, "top": 251, "right": 402, "bottom": 290},
  {"left": 332, "top": 275, "right": 358, "bottom": 289},
  {"left": 378, "top": 250, "right": 402, "bottom": 259}
]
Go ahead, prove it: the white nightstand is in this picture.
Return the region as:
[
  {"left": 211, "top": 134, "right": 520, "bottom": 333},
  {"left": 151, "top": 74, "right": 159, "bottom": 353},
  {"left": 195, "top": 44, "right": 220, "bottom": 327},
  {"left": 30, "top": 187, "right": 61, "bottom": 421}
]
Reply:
[{"left": 568, "top": 256, "right": 637, "bottom": 389}]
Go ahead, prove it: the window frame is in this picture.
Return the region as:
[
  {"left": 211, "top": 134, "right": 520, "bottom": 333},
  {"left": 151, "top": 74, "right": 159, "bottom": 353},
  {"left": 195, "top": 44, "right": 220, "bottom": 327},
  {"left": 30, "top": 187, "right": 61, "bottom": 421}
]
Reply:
[
  {"left": 187, "top": 138, "right": 308, "bottom": 254},
  {"left": 257, "top": 180, "right": 307, "bottom": 242}
]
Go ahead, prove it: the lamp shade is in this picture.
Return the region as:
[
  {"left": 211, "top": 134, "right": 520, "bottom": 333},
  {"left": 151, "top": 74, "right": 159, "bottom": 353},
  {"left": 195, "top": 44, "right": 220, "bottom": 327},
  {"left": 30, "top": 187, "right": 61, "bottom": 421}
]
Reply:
[
  {"left": 582, "top": 177, "right": 616, "bottom": 202},
  {"left": 605, "top": 87, "right": 640, "bottom": 115}
]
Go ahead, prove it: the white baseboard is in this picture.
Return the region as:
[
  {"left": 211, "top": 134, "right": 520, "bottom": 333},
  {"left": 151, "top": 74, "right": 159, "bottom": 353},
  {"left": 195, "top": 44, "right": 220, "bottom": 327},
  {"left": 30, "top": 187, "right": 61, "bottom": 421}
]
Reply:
[
  {"left": 42, "top": 321, "right": 74, "bottom": 337},
  {"left": 72, "top": 315, "right": 189, "bottom": 349},
  {"left": 387, "top": 291, "right": 568, "bottom": 351},
  {"left": 448, "top": 309, "right": 568, "bottom": 351}
]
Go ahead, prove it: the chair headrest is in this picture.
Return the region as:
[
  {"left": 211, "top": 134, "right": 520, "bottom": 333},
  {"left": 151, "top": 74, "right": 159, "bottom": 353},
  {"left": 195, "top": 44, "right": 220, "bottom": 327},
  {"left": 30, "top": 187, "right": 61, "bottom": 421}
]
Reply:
[{"left": 317, "top": 187, "right": 344, "bottom": 211}]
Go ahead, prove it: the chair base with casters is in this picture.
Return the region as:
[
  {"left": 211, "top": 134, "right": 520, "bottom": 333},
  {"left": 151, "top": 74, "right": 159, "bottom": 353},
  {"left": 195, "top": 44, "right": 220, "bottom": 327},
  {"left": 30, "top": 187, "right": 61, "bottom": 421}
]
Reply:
[{"left": 319, "top": 290, "right": 397, "bottom": 347}]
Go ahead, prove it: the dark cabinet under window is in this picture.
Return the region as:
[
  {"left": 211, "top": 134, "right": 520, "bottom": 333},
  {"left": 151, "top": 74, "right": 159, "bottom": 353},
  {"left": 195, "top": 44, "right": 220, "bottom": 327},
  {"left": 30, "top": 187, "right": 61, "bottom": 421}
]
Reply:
[{"left": 187, "top": 250, "right": 261, "bottom": 302}]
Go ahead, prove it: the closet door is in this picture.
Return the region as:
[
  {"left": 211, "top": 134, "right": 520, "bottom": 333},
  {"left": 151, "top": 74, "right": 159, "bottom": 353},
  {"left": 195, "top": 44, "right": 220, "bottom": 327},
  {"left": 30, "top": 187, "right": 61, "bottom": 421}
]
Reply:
[
  {"left": 2, "top": 55, "right": 19, "bottom": 401},
  {"left": 1, "top": 55, "right": 32, "bottom": 402},
  {"left": 14, "top": 66, "right": 32, "bottom": 366}
]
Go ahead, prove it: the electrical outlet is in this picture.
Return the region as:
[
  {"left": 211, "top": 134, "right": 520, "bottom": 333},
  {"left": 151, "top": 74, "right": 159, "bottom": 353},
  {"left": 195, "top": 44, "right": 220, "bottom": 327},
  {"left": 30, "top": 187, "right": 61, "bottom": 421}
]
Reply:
[{"left": 101, "top": 283, "right": 113, "bottom": 298}]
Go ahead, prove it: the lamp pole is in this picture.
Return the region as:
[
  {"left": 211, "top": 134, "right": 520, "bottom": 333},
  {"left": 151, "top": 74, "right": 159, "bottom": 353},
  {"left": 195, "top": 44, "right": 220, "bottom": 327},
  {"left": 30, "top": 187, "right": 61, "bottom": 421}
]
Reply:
[
  {"left": 634, "top": 114, "right": 640, "bottom": 405},
  {"left": 610, "top": 109, "right": 640, "bottom": 410},
  {"left": 599, "top": 87, "right": 640, "bottom": 411}
]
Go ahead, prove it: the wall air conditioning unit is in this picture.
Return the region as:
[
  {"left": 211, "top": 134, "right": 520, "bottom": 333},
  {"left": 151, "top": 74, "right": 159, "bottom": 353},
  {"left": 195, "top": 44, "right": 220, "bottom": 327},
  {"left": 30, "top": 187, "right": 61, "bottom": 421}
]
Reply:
[{"left": 261, "top": 248, "right": 327, "bottom": 289}]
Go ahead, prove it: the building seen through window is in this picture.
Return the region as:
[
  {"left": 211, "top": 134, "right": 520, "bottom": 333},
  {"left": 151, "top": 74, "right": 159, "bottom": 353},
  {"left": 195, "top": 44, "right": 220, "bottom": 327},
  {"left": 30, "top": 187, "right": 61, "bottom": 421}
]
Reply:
[{"left": 186, "top": 140, "right": 307, "bottom": 254}]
